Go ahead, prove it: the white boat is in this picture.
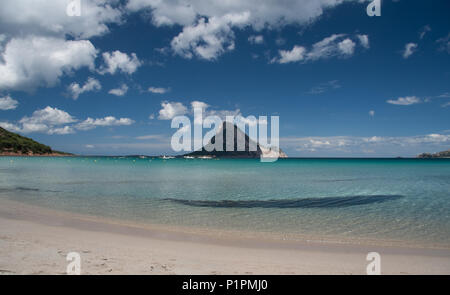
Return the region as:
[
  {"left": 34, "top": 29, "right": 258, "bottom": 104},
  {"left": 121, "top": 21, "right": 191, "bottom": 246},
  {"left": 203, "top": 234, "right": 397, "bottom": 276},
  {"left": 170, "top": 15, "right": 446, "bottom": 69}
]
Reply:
[{"left": 160, "top": 155, "right": 175, "bottom": 159}]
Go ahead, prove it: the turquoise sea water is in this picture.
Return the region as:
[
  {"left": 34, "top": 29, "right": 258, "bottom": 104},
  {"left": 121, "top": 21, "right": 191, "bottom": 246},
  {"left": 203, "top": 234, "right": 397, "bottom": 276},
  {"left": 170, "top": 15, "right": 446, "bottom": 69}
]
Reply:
[{"left": 1, "top": 157, "right": 449, "bottom": 246}]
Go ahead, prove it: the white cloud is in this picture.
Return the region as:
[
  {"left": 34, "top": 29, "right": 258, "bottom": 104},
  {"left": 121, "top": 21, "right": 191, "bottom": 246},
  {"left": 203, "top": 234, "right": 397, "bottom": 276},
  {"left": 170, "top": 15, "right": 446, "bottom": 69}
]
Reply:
[
  {"left": 47, "top": 126, "right": 75, "bottom": 135},
  {"left": 419, "top": 25, "right": 431, "bottom": 40},
  {"left": 127, "top": 0, "right": 354, "bottom": 29},
  {"left": 357, "top": 34, "right": 370, "bottom": 48},
  {"left": 20, "top": 106, "right": 76, "bottom": 126},
  {"left": 248, "top": 35, "right": 264, "bottom": 44},
  {"left": 402, "top": 43, "right": 418, "bottom": 59},
  {"left": 76, "top": 116, "right": 135, "bottom": 131},
  {"left": 171, "top": 12, "right": 250, "bottom": 60},
  {"left": 126, "top": 0, "right": 360, "bottom": 60},
  {"left": 306, "top": 34, "right": 356, "bottom": 61},
  {"left": 0, "top": 106, "right": 134, "bottom": 134},
  {"left": 98, "top": 50, "right": 142, "bottom": 75},
  {"left": 274, "top": 34, "right": 367, "bottom": 64},
  {"left": 0, "top": 95, "right": 19, "bottom": 110},
  {"left": 0, "top": 36, "right": 97, "bottom": 91},
  {"left": 337, "top": 38, "right": 356, "bottom": 55},
  {"left": 387, "top": 96, "right": 421, "bottom": 106},
  {"left": 277, "top": 45, "right": 306, "bottom": 64},
  {"left": 157, "top": 100, "right": 244, "bottom": 127},
  {"left": 309, "top": 80, "right": 341, "bottom": 94},
  {"left": 369, "top": 110, "right": 375, "bottom": 117},
  {"left": 68, "top": 77, "right": 101, "bottom": 99},
  {"left": 0, "top": 121, "right": 22, "bottom": 133},
  {"left": 148, "top": 87, "right": 169, "bottom": 94},
  {"left": 0, "top": 1, "right": 122, "bottom": 92},
  {"left": 158, "top": 101, "right": 188, "bottom": 120},
  {"left": 0, "top": 0, "right": 122, "bottom": 39},
  {"left": 85, "top": 144, "right": 95, "bottom": 149},
  {"left": 0, "top": 106, "right": 77, "bottom": 134},
  {"left": 437, "top": 33, "right": 450, "bottom": 54},
  {"left": 108, "top": 84, "right": 129, "bottom": 96}
]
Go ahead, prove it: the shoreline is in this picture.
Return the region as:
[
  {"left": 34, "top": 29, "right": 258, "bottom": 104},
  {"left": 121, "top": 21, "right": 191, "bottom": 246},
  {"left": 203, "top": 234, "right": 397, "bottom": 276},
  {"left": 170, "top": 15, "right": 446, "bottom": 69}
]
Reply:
[
  {"left": 0, "top": 153, "right": 72, "bottom": 157},
  {"left": 0, "top": 198, "right": 449, "bottom": 274}
]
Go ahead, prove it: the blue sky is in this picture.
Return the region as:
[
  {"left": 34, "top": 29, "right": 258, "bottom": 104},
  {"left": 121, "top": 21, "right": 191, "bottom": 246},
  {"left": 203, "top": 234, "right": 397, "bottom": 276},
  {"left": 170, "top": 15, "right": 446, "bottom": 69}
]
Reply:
[{"left": 0, "top": 0, "right": 449, "bottom": 157}]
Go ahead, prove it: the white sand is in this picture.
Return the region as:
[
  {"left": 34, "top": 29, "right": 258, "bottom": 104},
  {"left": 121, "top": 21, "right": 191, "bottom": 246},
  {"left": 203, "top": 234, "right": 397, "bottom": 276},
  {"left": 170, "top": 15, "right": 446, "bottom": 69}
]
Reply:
[{"left": 0, "top": 199, "right": 449, "bottom": 275}]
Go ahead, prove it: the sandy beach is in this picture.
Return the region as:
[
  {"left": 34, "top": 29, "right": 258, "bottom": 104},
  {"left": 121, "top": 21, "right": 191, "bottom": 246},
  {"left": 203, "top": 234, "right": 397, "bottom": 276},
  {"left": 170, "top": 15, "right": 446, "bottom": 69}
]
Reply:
[{"left": 0, "top": 198, "right": 449, "bottom": 275}]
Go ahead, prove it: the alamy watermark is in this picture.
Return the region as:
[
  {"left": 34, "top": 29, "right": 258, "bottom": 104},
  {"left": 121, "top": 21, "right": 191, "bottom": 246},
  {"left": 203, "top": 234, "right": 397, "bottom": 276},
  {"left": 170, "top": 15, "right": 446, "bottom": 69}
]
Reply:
[
  {"left": 366, "top": 0, "right": 381, "bottom": 17},
  {"left": 366, "top": 252, "right": 381, "bottom": 275},
  {"left": 66, "top": 252, "right": 81, "bottom": 275}
]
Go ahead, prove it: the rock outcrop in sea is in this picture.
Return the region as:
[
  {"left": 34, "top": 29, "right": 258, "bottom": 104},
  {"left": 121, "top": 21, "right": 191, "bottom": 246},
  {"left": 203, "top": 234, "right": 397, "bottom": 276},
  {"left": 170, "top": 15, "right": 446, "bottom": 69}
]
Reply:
[{"left": 184, "top": 121, "right": 287, "bottom": 159}]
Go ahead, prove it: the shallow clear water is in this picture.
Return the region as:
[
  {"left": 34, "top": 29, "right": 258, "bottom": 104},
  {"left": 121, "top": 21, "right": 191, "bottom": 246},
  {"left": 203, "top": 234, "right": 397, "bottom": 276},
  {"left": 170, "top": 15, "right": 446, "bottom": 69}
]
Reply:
[{"left": 1, "top": 157, "right": 449, "bottom": 246}]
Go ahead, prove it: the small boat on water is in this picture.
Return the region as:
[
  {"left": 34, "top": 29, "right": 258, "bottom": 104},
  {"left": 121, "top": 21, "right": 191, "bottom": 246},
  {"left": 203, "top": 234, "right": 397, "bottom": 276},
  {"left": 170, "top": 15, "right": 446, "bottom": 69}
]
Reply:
[{"left": 160, "top": 155, "right": 175, "bottom": 159}]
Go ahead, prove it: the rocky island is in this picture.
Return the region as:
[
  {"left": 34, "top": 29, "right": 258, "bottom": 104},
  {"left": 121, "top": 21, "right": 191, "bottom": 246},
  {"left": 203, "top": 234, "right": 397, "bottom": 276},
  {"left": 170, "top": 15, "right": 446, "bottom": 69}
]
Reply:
[{"left": 184, "top": 122, "right": 287, "bottom": 159}]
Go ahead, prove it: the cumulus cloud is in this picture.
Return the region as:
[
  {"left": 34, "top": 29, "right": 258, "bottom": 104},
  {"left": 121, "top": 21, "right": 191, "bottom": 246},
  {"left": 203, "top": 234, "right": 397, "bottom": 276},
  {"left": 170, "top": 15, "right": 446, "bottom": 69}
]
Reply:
[
  {"left": 158, "top": 101, "right": 188, "bottom": 120},
  {"left": 157, "top": 100, "right": 244, "bottom": 125},
  {"left": 273, "top": 34, "right": 366, "bottom": 64},
  {"left": 387, "top": 96, "right": 421, "bottom": 106},
  {"left": 357, "top": 34, "right": 370, "bottom": 48},
  {"left": 20, "top": 106, "right": 76, "bottom": 126},
  {"left": 98, "top": 50, "right": 142, "bottom": 75},
  {"left": 171, "top": 12, "right": 250, "bottom": 60},
  {"left": 148, "top": 87, "right": 169, "bottom": 94},
  {"left": 0, "top": 36, "right": 97, "bottom": 91},
  {"left": 0, "top": 95, "right": 19, "bottom": 110},
  {"left": 127, "top": 0, "right": 361, "bottom": 60},
  {"left": 0, "top": 106, "right": 77, "bottom": 134},
  {"left": 0, "top": 106, "right": 134, "bottom": 134},
  {"left": 0, "top": 0, "right": 122, "bottom": 39},
  {"left": 76, "top": 116, "right": 135, "bottom": 131},
  {"left": 108, "top": 84, "right": 129, "bottom": 96},
  {"left": 47, "top": 126, "right": 75, "bottom": 135},
  {"left": 277, "top": 46, "right": 306, "bottom": 64},
  {"left": 68, "top": 77, "right": 101, "bottom": 99},
  {"left": 0, "top": 1, "right": 124, "bottom": 92},
  {"left": 0, "top": 121, "right": 22, "bottom": 133},
  {"left": 402, "top": 43, "right": 418, "bottom": 59}
]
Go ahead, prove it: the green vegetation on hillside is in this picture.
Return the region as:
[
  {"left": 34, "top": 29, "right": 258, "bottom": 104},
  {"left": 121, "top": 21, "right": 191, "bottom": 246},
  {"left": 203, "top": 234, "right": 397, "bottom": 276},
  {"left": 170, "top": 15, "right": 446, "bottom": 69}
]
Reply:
[{"left": 0, "top": 127, "right": 64, "bottom": 155}]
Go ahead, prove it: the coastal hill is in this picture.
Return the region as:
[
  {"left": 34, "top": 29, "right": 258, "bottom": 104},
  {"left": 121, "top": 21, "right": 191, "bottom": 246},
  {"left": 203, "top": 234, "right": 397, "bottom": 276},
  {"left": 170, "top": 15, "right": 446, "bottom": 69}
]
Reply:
[
  {"left": 0, "top": 127, "right": 70, "bottom": 156},
  {"left": 184, "top": 122, "right": 287, "bottom": 159},
  {"left": 417, "top": 149, "right": 450, "bottom": 158}
]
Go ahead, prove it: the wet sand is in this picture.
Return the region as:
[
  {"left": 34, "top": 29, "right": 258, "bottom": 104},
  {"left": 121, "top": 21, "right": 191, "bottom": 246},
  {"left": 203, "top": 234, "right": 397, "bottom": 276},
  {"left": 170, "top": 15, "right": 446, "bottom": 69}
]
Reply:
[{"left": 0, "top": 199, "right": 449, "bottom": 275}]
